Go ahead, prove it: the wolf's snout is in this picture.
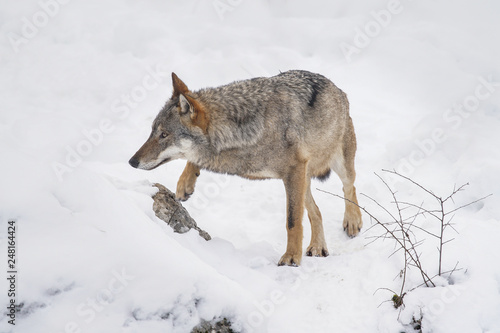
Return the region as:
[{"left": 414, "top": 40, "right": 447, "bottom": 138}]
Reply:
[{"left": 129, "top": 157, "right": 140, "bottom": 168}]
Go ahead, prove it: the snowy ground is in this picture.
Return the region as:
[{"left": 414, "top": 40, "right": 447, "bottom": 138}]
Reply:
[{"left": 1, "top": 0, "right": 500, "bottom": 332}]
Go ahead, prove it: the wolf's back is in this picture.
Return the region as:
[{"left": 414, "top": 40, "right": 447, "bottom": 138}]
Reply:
[
  {"left": 198, "top": 70, "right": 339, "bottom": 108},
  {"left": 193, "top": 70, "right": 348, "bottom": 153}
]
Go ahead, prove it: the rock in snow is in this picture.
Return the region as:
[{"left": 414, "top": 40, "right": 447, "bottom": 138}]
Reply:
[
  {"left": 191, "top": 318, "right": 235, "bottom": 333},
  {"left": 152, "top": 183, "right": 211, "bottom": 241}
]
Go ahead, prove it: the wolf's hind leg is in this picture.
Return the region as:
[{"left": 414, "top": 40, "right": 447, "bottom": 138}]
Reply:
[
  {"left": 341, "top": 180, "right": 362, "bottom": 237},
  {"left": 332, "top": 120, "right": 362, "bottom": 236},
  {"left": 305, "top": 180, "right": 329, "bottom": 257},
  {"left": 176, "top": 162, "right": 200, "bottom": 201},
  {"left": 332, "top": 159, "right": 362, "bottom": 237}
]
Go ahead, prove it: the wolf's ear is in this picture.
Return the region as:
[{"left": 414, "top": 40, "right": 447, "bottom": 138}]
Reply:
[
  {"left": 172, "top": 72, "right": 189, "bottom": 98},
  {"left": 178, "top": 94, "right": 192, "bottom": 115},
  {"left": 178, "top": 94, "right": 209, "bottom": 133}
]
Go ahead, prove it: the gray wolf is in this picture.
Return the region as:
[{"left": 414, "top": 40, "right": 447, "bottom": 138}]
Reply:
[{"left": 129, "top": 70, "right": 363, "bottom": 266}]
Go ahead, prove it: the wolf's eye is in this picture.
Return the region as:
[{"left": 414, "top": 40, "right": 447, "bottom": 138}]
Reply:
[{"left": 161, "top": 132, "right": 168, "bottom": 138}]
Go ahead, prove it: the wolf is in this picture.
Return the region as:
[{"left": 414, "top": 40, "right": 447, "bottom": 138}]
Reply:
[{"left": 129, "top": 70, "right": 363, "bottom": 266}]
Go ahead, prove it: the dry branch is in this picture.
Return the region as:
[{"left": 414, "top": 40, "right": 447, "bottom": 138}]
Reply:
[{"left": 318, "top": 169, "right": 491, "bottom": 308}]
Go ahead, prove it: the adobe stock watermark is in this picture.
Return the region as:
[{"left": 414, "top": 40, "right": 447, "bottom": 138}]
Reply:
[
  {"left": 423, "top": 283, "right": 466, "bottom": 323},
  {"left": 340, "top": 0, "right": 410, "bottom": 63},
  {"left": 7, "top": 0, "right": 72, "bottom": 54},
  {"left": 189, "top": 174, "right": 232, "bottom": 210},
  {"left": 246, "top": 258, "right": 318, "bottom": 331},
  {"left": 213, "top": 0, "right": 244, "bottom": 21},
  {"left": 51, "top": 64, "right": 169, "bottom": 182},
  {"left": 63, "top": 267, "right": 135, "bottom": 333},
  {"left": 386, "top": 75, "right": 499, "bottom": 187}
]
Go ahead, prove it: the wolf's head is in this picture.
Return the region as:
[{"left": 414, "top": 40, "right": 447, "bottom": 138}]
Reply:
[{"left": 129, "top": 73, "right": 209, "bottom": 170}]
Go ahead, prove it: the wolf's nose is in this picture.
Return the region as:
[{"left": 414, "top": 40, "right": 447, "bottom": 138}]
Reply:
[{"left": 129, "top": 157, "right": 139, "bottom": 168}]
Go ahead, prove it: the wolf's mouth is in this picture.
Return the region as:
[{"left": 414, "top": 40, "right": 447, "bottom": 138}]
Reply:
[{"left": 151, "top": 157, "right": 171, "bottom": 169}]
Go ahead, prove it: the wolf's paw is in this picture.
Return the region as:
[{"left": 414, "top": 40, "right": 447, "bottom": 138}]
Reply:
[
  {"left": 175, "top": 181, "right": 195, "bottom": 201},
  {"left": 305, "top": 244, "right": 329, "bottom": 257},
  {"left": 175, "top": 188, "right": 193, "bottom": 201},
  {"left": 278, "top": 252, "right": 302, "bottom": 267},
  {"left": 176, "top": 165, "right": 199, "bottom": 201},
  {"left": 343, "top": 213, "right": 363, "bottom": 238}
]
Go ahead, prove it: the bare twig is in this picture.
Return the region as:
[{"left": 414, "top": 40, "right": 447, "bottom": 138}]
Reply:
[
  {"left": 445, "top": 194, "right": 492, "bottom": 215},
  {"left": 318, "top": 169, "right": 491, "bottom": 309}
]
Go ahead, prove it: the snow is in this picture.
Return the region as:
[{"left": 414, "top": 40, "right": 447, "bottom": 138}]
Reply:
[{"left": 1, "top": 0, "right": 500, "bottom": 332}]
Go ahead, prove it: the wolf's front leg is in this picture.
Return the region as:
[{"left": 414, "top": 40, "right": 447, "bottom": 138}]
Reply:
[
  {"left": 176, "top": 162, "right": 200, "bottom": 201},
  {"left": 278, "top": 162, "right": 307, "bottom": 266}
]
